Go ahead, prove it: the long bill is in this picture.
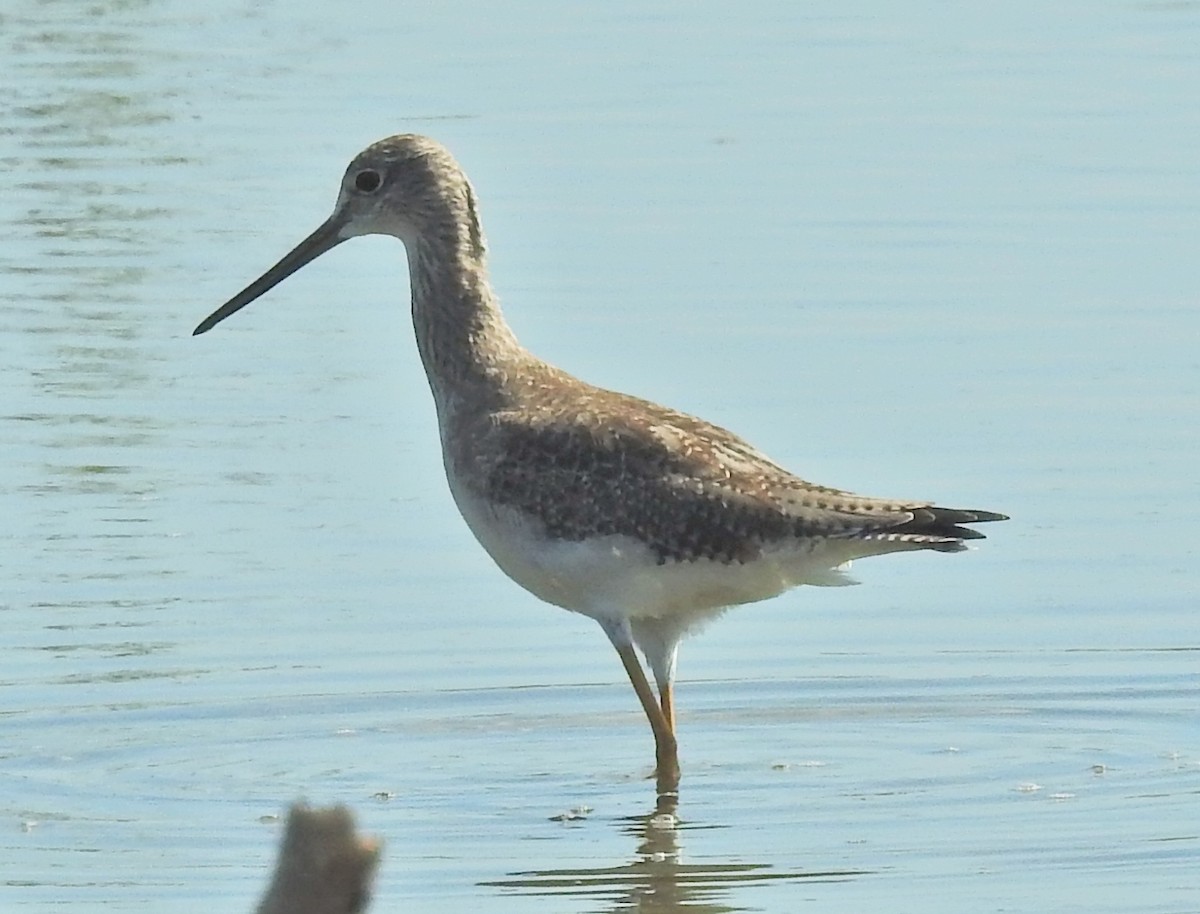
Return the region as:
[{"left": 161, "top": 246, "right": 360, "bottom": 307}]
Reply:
[{"left": 192, "top": 215, "right": 346, "bottom": 335}]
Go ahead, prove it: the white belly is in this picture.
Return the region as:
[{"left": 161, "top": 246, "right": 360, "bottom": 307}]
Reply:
[{"left": 446, "top": 476, "right": 856, "bottom": 629}]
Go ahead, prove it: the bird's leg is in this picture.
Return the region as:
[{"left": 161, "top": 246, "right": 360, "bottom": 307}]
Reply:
[
  {"left": 630, "top": 619, "right": 679, "bottom": 739},
  {"left": 659, "top": 681, "right": 676, "bottom": 736},
  {"left": 612, "top": 640, "right": 681, "bottom": 794},
  {"left": 652, "top": 668, "right": 677, "bottom": 796}
]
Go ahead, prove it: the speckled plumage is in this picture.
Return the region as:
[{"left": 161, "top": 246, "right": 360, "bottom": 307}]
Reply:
[
  {"left": 471, "top": 383, "right": 999, "bottom": 566},
  {"left": 195, "top": 134, "right": 1007, "bottom": 795}
]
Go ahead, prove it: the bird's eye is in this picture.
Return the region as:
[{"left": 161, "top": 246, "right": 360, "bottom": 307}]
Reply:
[{"left": 353, "top": 169, "right": 382, "bottom": 193}]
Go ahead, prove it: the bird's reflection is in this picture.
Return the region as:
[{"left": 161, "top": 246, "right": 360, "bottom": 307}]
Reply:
[{"left": 481, "top": 794, "right": 867, "bottom": 912}]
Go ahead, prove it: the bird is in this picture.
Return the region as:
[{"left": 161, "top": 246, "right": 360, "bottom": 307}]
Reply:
[{"left": 193, "top": 134, "right": 1006, "bottom": 796}]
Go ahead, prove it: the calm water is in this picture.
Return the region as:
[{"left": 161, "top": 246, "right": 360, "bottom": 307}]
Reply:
[{"left": 3, "top": 1, "right": 1198, "bottom": 911}]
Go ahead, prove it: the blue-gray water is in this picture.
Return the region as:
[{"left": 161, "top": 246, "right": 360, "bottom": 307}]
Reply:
[{"left": 3, "top": 1, "right": 1197, "bottom": 911}]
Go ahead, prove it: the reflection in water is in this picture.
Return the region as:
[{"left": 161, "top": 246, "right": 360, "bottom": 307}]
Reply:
[{"left": 483, "top": 795, "right": 867, "bottom": 912}]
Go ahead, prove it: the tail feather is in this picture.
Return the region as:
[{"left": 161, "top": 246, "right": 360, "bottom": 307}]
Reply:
[
  {"left": 888, "top": 505, "right": 1009, "bottom": 545},
  {"left": 794, "top": 503, "right": 1006, "bottom": 566}
]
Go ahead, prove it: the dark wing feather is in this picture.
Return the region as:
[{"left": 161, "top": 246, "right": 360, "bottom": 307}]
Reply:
[{"left": 470, "top": 386, "right": 1006, "bottom": 564}]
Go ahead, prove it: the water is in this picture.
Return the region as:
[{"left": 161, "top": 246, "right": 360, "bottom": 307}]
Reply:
[{"left": 3, "top": 1, "right": 1198, "bottom": 911}]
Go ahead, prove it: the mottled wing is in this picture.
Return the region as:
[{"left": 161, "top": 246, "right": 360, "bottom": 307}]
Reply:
[{"left": 472, "top": 394, "right": 1004, "bottom": 565}]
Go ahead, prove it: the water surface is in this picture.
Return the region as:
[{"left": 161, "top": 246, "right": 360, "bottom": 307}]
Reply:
[{"left": 3, "top": 1, "right": 1197, "bottom": 911}]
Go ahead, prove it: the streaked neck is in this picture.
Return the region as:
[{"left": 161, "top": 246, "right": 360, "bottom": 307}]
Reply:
[{"left": 405, "top": 230, "right": 528, "bottom": 417}]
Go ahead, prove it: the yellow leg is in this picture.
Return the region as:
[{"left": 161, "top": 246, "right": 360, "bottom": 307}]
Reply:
[
  {"left": 613, "top": 641, "right": 680, "bottom": 795},
  {"left": 660, "top": 681, "right": 676, "bottom": 736}
]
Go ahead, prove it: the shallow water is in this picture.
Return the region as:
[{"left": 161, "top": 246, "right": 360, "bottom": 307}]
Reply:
[{"left": 3, "top": 1, "right": 1198, "bottom": 911}]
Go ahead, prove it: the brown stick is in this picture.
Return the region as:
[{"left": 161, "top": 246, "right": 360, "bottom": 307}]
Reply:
[{"left": 255, "top": 804, "right": 381, "bottom": 914}]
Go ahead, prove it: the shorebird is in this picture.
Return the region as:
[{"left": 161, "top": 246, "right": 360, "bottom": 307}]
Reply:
[{"left": 194, "top": 134, "right": 1006, "bottom": 795}]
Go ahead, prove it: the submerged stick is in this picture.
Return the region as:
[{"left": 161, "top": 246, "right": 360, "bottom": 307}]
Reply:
[{"left": 255, "top": 804, "right": 381, "bottom": 914}]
